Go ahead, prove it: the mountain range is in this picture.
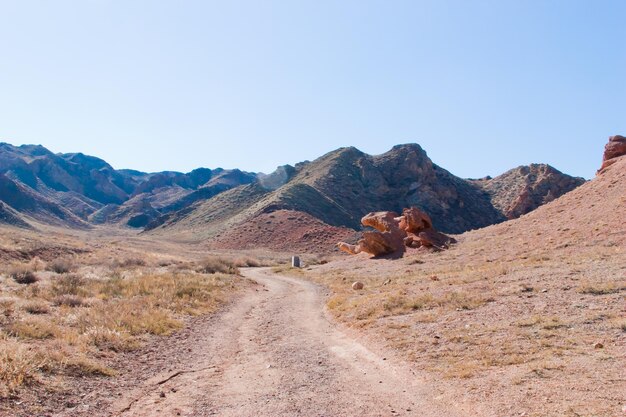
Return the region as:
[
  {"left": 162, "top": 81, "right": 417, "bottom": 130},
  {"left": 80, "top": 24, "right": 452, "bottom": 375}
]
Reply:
[{"left": 0, "top": 142, "right": 585, "bottom": 252}]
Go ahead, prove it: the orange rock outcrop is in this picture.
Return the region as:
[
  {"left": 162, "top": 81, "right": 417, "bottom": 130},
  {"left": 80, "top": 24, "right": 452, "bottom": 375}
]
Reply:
[
  {"left": 598, "top": 135, "right": 626, "bottom": 173},
  {"left": 337, "top": 207, "right": 455, "bottom": 257}
]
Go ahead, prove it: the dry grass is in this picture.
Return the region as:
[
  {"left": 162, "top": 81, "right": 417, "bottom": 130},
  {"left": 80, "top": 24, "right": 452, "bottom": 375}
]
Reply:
[
  {"left": 291, "top": 234, "right": 626, "bottom": 408},
  {"left": 46, "top": 258, "right": 75, "bottom": 274},
  {"left": 196, "top": 256, "right": 240, "bottom": 275},
  {"left": 22, "top": 300, "right": 50, "bottom": 315},
  {"left": 233, "top": 256, "right": 262, "bottom": 267},
  {"left": 8, "top": 318, "right": 58, "bottom": 340},
  {"left": 0, "top": 261, "right": 239, "bottom": 396},
  {"left": 110, "top": 257, "right": 147, "bottom": 268},
  {"left": 7, "top": 265, "right": 38, "bottom": 285},
  {"left": 50, "top": 274, "right": 85, "bottom": 297},
  {"left": 53, "top": 294, "right": 86, "bottom": 308},
  {"left": 577, "top": 280, "right": 625, "bottom": 295},
  {"left": 0, "top": 338, "right": 48, "bottom": 396}
]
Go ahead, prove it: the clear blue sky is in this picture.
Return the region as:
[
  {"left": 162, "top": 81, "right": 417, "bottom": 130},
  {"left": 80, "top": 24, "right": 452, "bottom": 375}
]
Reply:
[{"left": 1, "top": 1, "right": 624, "bottom": 179}]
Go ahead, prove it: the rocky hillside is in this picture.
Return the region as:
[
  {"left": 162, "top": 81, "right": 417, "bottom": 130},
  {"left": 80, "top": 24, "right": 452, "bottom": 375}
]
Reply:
[
  {"left": 0, "top": 141, "right": 586, "bottom": 248},
  {"left": 471, "top": 164, "right": 585, "bottom": 219},
  {"left": 0, "top": 143, "right": 256, "bottom": 228},
  {"left": 147, "top": 143, "right": 585, "bottom": 251},
  {"left": 304, "top": 138, "right": 626, "bottom": 417}
]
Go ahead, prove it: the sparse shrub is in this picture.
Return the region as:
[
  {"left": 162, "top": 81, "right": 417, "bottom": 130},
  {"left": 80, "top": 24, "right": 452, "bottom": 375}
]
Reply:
[
  {"left": 409, "top": 293, "right": 435, "bottom": 310},
  {"left": 0, "top": 339, "right": 48, "bottom": 395},
  {"left": 541, "top": 317, "right": 567, "bottom": 330},
  {"left": 577, "top": 281, "right": 624, "bottom": 295},
  {"left": 62, "top": 356, "right": 116, "bottom": 377},
  {"left": 439, "top": 291, "right": 488, "bottom": 310},
  {"left": 27, "top": 257, "right": 46, "bottom": 272},
  {"left": 234, "top": 257, "right": 261, "bottom": 267},
  {"left": 444, "top": 362, "right": 479, "bottom": 379},
  {"left": 0, "top": 298, "right": 16, "bottom": 318},
  {"left": 47, "top": 258, "right": 75, "bottom": 274},
  {"left": 22, "top": 301, "right": 50, "bottom": 315},
  {"left": 112, "top": 257, "right": 147, "bottom": 268},
  {"left": 53, "top": 295, "right": 85, "bottom": 308},
  {"left": 8, "top": 265, "right": 38, "bottom": 285},
  {"left": 99, "top": 275, "right": 125, "bottom": 299},
  {"left": 9, "top": 318, "right": 57, "bottom": 340},
  {"left": 82, "top": 326, "right": 137, "bottom": 352},
  {"left": 327, "top": 295, "right": 346, "bottom": 311},
  {"left": 51, "top": 274, "right": 85, "bottom": 296},
  {"left": 383, "top": 295, "right": 410, "bottom": 313},
  {"left": 196, "top": 257, "right": 239, "bottom": 275}
]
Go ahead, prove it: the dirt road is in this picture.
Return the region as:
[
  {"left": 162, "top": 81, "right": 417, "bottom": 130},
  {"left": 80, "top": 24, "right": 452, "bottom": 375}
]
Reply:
[{"left": 106, "top": 268, "right": 469, "bottom": 417}]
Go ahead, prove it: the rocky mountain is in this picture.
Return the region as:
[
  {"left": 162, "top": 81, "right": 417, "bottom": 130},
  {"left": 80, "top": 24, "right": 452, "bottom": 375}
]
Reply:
[
  {"left": 471, "top": 164, "right": 585, "bottom": 219},
  {"left": 0, "top": 172, "right": 88, "bottom": 228},
  {"left": 0, "top": 143, "right": 256, "bottom": 228},
  {"left": 146, "top": 143, "right": 586, "bottom": 251},
  {"left": 0, "top": 201, "right": 32, "bottom": 229},
  {"left": 0, "top": 141, "right": 587, "bottom": 250}
]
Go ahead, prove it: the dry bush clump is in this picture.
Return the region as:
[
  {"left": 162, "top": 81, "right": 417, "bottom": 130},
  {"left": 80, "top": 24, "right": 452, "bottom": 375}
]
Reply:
[
  {"left": 7, "top": 265, "right": 38, "bottom": 285},
  {"left": 233, "top": 256, "right": 261, "bottom": 267},
  {"left": 50, "top": 274, "right": 86, "bottom": 297},
  {"left": 196, "top": 257, "right": 240, "bottom": 275},
  {"left": 111, "top": 257, "right": 147, "bottom": 268},
  {"left": 22, "top": 300, "right": 50, "bottom": 315},
  {"left": 46, "top": 258, "right": 75, "bottom": 274},
  {"left": 0, "top": 339, "right": 48, "bottom": 396},
  {"left": 8, "top": 318, "right": 58, "bottom": 340},
  {"left": 576, "top": 280, "right": 625, "bottom": 295},
  {"left": 53, "top": 295, "right": 85, "bottom": 308}
]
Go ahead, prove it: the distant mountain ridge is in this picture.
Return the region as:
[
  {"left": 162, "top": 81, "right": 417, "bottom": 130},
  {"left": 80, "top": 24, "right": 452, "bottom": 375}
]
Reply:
[
  {"left": 0, "top": 142, "right": 256, "bottom": 228},
  {"left": 145, "top": 143, "right": 585, "bottom": 251},
  {"left": 0, "top": 141, "right": 585, "bottom": 252}
]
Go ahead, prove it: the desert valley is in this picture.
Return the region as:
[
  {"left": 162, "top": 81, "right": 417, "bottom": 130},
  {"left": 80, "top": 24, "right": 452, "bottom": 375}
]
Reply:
[{"left": 0, "top": 135, "right": 623, "bottom": 416}]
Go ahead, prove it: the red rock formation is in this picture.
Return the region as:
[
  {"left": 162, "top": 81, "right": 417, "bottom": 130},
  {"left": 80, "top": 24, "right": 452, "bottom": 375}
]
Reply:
[
  {"left": 361, "top": 211, "right": 400, "bottom": 232},
  {"left": 399, "top": 207, "right": 433, "bottom": 233},
  {"left": 598, "top": 135, "right": 626, "bottom": 173},
  {"left": 337, "top": 207, "right": 455, "bottom": 257}
]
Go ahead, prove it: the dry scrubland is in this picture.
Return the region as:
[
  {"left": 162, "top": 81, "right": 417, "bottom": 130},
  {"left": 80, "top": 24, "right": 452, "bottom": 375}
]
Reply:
[
  {"left": 0, "top": 226, "right": 286, "bottom": 412},
  {"left": 0, "top": 158, "right": 624, "bottom": 416},
  {"left": 291, "top": 160, "right": 626, "bottom": 417}
]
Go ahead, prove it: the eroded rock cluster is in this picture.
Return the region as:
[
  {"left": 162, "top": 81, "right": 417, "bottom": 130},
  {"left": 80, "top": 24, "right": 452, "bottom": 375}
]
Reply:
[
  {"left": 337, "top": 207, "right": 456, "bottom": 257},
  {"left": 598, "top": 135, "right": 626, "bottom": 173}
]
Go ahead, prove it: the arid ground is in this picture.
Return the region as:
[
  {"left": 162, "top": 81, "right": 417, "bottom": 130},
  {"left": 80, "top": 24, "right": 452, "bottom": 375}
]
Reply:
[{"left": 0, "top": 157, "right": 624, "bottom": 417}]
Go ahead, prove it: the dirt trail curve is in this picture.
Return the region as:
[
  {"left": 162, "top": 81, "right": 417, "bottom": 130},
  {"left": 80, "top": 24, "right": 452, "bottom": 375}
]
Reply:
[{"left": 104, "top": 268, "right": 472, "bottom": 417}]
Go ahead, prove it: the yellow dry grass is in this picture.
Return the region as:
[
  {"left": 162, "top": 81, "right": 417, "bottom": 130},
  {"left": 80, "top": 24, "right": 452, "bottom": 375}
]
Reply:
[
  {"left": 292, "top": 238, "right": 625, "bottom": 390},
  {"left": 0, "top": 255, "right": 240, "bottom": 397}
]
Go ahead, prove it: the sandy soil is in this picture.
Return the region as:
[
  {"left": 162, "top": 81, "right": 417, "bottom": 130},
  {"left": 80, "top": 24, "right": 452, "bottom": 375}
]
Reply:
[{"left": 45, "top": 268, "right": 480, "bottom": 417}]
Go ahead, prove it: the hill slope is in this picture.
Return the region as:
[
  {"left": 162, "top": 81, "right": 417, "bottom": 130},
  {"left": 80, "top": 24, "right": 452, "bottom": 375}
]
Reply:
[
  {"left": 0, "top": 143, "right": 255, "bottom": 228},
  {"left": 0, "top": 141, "right": 584, "bottom": 240},
  {"left": 304, "top": 151, "right": 625, "bottom": 416},
  {"left": 149, "top": 144, "right": 584, "bottom": 251}
]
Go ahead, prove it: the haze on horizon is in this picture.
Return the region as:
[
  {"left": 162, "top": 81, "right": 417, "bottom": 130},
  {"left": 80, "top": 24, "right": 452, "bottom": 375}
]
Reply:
[{"left": 1, "top": 0, "right": 624, "bottom": 179}]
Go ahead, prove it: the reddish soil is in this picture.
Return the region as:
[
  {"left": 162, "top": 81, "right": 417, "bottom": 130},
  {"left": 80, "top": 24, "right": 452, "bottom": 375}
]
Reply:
[
  {"left": 303, "top": 156, "right": 626, "bottom": 417},
  {"left": 211, "top": 209, "right": 360, "bottom": 254}
]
